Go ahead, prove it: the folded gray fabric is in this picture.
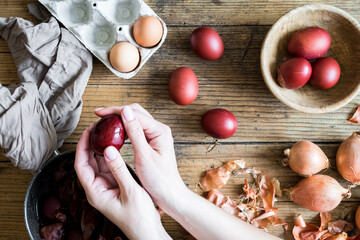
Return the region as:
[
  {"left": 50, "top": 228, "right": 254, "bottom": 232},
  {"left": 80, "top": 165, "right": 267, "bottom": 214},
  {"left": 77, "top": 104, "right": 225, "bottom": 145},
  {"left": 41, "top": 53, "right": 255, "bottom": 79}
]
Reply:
[{"left": 0, "top": 6, "right": 93, "bottom": 170}]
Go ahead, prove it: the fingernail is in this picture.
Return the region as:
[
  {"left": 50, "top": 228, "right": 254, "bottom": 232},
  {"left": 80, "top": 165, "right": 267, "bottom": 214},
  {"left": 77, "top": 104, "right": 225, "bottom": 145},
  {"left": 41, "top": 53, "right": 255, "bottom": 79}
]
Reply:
[
  {"left": 95, "top": 107, "right": 104, "bottom": 111},
  {"left": 104, "top": 146, "right": 118, "bottom": 161},
  {"left": 123, "top": 106, "right": 134, "bottom": 121}
]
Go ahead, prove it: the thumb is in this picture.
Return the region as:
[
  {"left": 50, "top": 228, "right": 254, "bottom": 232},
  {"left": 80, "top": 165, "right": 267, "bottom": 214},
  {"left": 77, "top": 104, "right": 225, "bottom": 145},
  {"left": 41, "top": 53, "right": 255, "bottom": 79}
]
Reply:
[
  {"left": 121, "top": 106, "right": 151, "bottom": 154},
  {"left": 104, "top": 146, "right": 135, "bottom": 193}
]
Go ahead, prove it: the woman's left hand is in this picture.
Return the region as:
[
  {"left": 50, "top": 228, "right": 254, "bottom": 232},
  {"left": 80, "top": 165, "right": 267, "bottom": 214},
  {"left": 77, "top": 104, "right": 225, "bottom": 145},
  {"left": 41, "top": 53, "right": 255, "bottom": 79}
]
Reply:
[{"left": 74, "top": 125, "right": 170, "bottom": 240}]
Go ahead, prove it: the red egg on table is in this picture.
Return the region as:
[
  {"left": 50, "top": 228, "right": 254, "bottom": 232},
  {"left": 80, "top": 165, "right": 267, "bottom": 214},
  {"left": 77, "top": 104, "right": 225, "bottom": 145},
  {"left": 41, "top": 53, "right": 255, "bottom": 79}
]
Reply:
[
  {"left": 168, "top": 67, "right": 198, "bottom": 106},
  {"left": 201, "top": 109, "right": 238, "bottom": 139},
  {"left": 190, "top": 27, "right": 224, "bottom": 61}
]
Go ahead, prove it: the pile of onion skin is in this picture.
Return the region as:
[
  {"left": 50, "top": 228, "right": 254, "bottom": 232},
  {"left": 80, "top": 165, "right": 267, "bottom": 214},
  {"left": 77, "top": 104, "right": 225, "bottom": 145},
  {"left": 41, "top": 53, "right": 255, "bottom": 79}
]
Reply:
[
  {"left": 200, "top": 160, "right": 287, "bottom": 231},
  {"left": 293, "top": 212, "right": 360, "bottom": 240}
]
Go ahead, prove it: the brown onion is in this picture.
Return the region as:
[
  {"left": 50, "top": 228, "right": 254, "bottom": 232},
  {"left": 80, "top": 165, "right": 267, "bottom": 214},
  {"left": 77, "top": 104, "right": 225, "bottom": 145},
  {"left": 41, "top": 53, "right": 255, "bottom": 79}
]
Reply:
[
  {"left": 290, "top": 174, "right": 350, "bottom": 212},
  {"left": 356, "top": 205, "right": 360, "bottom": 230},
  {"left": 336, "top": 132, "right": 360, "bottom": 184},
  {"left": 283, "top": 140, "right": 329, "bottom": 177}
]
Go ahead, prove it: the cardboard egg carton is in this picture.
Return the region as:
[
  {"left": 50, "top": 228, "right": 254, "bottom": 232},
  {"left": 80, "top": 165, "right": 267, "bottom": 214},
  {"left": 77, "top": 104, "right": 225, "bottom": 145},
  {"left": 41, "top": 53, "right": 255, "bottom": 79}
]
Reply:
[{"left": 38, "top": 0, "right": 167, "bottom": 79}]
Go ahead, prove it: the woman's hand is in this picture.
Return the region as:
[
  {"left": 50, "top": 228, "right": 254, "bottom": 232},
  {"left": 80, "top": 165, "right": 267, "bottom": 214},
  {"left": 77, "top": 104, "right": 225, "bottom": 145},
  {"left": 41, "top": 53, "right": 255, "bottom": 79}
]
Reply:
[
  {"left": 93, "top": 104, "right": 280, "bottom": 240},
  {"left": 75, "top": 125, "right": 170, "bottom": 239},
  {"left": 94, "top": 104, "right": 188, "bottom": 210}
]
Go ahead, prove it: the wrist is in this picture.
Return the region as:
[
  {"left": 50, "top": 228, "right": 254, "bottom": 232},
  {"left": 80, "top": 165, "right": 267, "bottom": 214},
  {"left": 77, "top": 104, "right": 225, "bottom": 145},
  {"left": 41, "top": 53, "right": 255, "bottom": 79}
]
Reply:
[
  {"left": 158, "top": 183, "right": 193, "bottom": 217},
  {"left": 119, "top": 215, "right": 170, "bottom": 240}
]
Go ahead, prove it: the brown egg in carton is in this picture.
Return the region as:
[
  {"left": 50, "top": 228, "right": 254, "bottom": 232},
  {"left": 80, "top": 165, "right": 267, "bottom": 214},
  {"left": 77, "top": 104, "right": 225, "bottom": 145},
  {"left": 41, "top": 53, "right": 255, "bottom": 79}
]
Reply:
[{"left": 38, "top": 0, "right": 167, "bottom": 79}]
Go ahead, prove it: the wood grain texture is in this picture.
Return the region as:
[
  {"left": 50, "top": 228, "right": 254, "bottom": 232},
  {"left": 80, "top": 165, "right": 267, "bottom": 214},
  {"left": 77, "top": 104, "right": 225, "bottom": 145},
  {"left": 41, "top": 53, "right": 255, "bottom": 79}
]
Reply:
[
  {"left": 73, "top": 84, "right": 360, "bottom": 143},
  {"left": 1, "top": 24, "right": 360, "bottom": 143},
  {"left": 1, "top": 0, "right": 360, "bottom": 239},
  {"left": 1, "top": 143, "right": 360, "bottom": 239}
]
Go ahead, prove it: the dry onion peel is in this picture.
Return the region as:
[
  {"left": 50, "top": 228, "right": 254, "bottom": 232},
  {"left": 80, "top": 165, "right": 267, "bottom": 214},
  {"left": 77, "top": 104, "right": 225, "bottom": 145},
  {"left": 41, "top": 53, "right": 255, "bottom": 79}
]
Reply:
[
  {"left": 200, "top": 160, "right": 245, "bottom": 191},
  {"left": 293, "top": 214, "right": 328, "bottom": 240},
  {"left": 243, "top": 179, "right": 256, "bottom": 200},
  {"left": 205, "top": 169, "right": 287, "bottom": 230},
  {"left": 326, "top": 233, "right": 348, "bottom": 240},
  {"left": 328, "top": 220, "right": 353, "bottom": 234},
  {"left": 272, "top": 178, "right": 282, "bottom": 197},
  {"left": 206, "top": 190, "right": 239, "bottom": 216},
  {"left": 292, "top": 213, "right": 356, "bottom": 240},
  {"left": 336, "top": 132, "right": 360, "bottom": 185},
  {"left": 283, "top": 140, "right": 329, "bottom": 177},
  {"left": 290, "top": 175, "right": 351, "bottom": 213},
  {"left": 348, "top": 105, "right": 360, "bottom": 124},
  {"left": 320, "top": 212, "right": 332, "bottom": 231},
  {"left": 257, "top": 173, "right": 276, "bottom": 212}
]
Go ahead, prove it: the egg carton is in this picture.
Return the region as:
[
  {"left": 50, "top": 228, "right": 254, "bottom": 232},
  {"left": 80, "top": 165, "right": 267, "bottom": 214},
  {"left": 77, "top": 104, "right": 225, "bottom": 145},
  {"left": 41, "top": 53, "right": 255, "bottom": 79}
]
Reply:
[{"left": 38, "top": 0, "right": 167, "bottom": 79}]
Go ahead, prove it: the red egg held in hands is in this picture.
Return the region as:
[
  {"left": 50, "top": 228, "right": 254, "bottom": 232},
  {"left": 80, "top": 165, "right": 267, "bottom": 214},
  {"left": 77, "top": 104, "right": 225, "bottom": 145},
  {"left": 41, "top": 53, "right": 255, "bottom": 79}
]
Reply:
[
  {"left": 309, "top": 57, "right": 341, "bottom": 90},
  {"left": 190, "top": 27, "right": 224, "bottom": 61},
  {"left": 89, "top": 114, "right": 126, "bottom": 156},
  {"left": 201, "top": 109, "right": 238, "bottom": 139},
  {"left": 277, "top": 57, "right": 312, "bottom": 89}
]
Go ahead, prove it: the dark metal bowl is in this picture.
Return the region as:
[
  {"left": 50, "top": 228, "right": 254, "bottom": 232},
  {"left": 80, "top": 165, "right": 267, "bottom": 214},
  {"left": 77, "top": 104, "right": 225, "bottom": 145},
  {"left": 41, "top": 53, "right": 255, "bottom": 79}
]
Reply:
[{"left": 24, "top": 149, "right": 139, "bottom": 239}]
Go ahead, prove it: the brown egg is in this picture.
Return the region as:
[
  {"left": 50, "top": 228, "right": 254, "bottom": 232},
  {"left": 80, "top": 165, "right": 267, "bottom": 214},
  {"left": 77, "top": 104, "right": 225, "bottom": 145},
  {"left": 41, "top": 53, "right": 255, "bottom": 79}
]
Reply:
[
  {"left": 109, "top": 42, "right": 140, "bottom": 73},
  {"left": 133, "top": 16, "right": 163, "bottom": 47}
]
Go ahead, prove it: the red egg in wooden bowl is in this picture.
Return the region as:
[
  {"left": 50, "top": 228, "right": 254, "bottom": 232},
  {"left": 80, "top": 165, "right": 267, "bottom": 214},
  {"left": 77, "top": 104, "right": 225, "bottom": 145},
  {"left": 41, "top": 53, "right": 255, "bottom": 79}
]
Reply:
[{"left": 261, "top": 4, "right": 360, "bottom": 113}]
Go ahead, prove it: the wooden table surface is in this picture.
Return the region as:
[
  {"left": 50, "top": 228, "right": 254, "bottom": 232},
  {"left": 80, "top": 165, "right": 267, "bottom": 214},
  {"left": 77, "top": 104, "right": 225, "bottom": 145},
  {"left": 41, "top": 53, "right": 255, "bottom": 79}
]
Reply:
[{"left": 1, "top": 0, "right": 360, "bottom": 239}]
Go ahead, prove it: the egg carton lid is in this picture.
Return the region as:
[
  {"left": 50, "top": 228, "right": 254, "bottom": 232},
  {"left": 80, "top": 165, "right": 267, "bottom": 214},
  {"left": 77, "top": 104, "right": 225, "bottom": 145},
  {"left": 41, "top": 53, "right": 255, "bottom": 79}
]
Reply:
[{"left": 38, "top": 0, "right": 167, "bottom": 79}]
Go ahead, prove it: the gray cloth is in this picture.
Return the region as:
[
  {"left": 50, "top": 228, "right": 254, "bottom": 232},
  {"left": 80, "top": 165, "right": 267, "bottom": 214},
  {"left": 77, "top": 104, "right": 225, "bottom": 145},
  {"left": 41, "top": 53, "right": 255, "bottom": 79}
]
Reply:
[{"left": 0, "top": 5, "right": 93, "bottom": 170}]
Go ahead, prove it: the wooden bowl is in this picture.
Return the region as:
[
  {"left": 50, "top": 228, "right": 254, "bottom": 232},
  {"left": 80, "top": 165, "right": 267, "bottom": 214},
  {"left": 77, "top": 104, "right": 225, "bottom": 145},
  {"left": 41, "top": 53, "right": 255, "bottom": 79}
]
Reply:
[{"left": 261, "top": 5, "right": 360, "bottom": 113}]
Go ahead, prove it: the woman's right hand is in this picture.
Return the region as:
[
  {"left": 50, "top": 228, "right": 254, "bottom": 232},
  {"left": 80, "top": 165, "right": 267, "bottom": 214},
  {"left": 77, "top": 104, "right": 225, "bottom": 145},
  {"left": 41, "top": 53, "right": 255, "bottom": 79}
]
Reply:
[{"left": 95, "top": 104, "right": 187, "bottom": 209}]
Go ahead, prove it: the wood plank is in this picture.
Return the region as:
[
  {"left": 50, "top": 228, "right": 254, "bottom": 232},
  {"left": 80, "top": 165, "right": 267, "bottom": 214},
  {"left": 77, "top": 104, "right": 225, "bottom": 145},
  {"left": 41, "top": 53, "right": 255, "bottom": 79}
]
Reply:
[
  {"left": 1, "top": 24, "right": 359, "bottom": 144},
  {"left": 1, "top": 79, "right": 357, "bottom": 143},
  {"left": 70, "top": 84, "right": 360, "bottom": 143},
  {"left": 0, "top": 25, "right": 267, "bottom": 83},
  {"left": 1, "top": 143, "right": 360, "bottom": 239},
  {"left": 0, "top": 0, "right": 359, "bottom": 26}
]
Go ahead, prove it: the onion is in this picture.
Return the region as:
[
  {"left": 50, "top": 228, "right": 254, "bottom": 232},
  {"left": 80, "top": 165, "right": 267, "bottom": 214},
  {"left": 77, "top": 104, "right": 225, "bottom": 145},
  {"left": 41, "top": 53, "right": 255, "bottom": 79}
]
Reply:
[
  {"left": 283, "top": 140, "right": 329, "bottom": 176},
  {"left": 336, "top": 132, "right": 360, "bottom": 184},
  {"left": 290, "top": 174, "right": 350, "bottom": 212},
  {"left": 356, "top": 205, "right": 360, "bottom": 230}
]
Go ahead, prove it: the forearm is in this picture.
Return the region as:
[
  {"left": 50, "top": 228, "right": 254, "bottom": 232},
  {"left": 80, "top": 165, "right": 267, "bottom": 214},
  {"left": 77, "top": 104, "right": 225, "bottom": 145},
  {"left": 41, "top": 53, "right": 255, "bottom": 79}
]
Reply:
[{"left": 161, "top": 187, "right": 280, "bottom": 240}]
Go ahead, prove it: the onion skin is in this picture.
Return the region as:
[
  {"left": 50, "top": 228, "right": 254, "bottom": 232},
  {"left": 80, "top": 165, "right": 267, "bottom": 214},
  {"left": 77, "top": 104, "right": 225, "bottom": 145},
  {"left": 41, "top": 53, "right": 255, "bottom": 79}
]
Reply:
[
  {"left": 356, "top": 205, "right": 360, "bottom": 230},
  {"left": 336, "top": 132, "right": 360, "bottom": 184},
  {"left": 283, "top": 140, "right": 329, "bottom": 176},
  {"left": 290, "top": 174, "right": 350, "bottom": 212}
]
